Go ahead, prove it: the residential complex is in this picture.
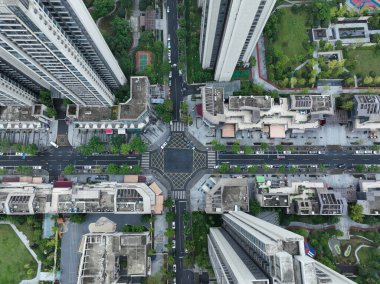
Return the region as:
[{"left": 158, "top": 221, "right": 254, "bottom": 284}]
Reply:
[
  {"left": 0, "top": 178, "right": 164, "bottom": 215},
  {"left": 208, "top": 211, "right": 356, "bottom": 284},
  {"left": 199, "top": 0, "right": 276, "bottom": 81},
  {"left": 201, "top": 86, "right": 334, "bottom": 138},
  {"left": 77, "top": 217, "right": 151, "bottom": 283},
  {"left": 0, "top": 0, "right": 126, "bottom": 107},
  {"left": 255, "top": 177, "right": 347, "bottom": 215}
]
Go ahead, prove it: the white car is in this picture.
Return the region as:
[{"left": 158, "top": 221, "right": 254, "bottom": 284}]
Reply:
[
  {"left": 172, "top": 241, "right": 176, "bottom": 249},
  {"left": 50, "top": 141, "right": 59, "bottom": 148},
  {"left": 169, "top": 71, "right": 172, "bottom": 78},
  {"left": 84, "top": 165, "right": 92, "bottom": 169},
  {"left": 168, "top": 41, "right": 171, "bottom": 49},
  {"left": 167, "top": 6, "right": 170, "bottom": 13},
  {"left": 256, "top": 151, "right": 264, "bottom": 154},
  {"left": 283, "top": 151, "right": 292, "bottom": 154},
  {"left": 172, "top": 221, "right": 175, "bottom": 229},
  {"left": 172, "top": 63, "right": 177, "bottom": 68},
  {"left": 15, "top": 152, "right": 23, "bottom": 156},
  {"left": 32, "top": 166, "right": 42, "bottom": 170},
  {"left": 173, "top": 264, "right": 176, "bottom": 272},
  {"left": 168, "top": 35, "right": 171, "bottom": 41},
  {"left": 161, "top": 142, "right": 168, "bottom": 149}
]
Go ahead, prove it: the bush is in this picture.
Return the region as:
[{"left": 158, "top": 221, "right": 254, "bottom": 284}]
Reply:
[
  {"left": 63, "top": 164, "right": 75, "bottom": 175},
  {"left": 70, "top": 214, "right": 86, "bottom": 224}
]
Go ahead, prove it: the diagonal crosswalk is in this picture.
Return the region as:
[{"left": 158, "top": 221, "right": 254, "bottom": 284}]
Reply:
[{"left": 207, "top": 151, "right": 216, "bottom": 168}]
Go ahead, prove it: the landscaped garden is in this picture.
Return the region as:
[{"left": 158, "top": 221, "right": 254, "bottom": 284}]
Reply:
[
  {"left": 0, "top": 224, "right": 37, "bottom": 283},
  {"left": 346, "top": 47, "right": 380, "bottom": 77}
]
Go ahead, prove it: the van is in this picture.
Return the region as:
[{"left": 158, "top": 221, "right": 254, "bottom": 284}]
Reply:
[{"left": 50, "top": 141, "right": 59, "bottom": 148}]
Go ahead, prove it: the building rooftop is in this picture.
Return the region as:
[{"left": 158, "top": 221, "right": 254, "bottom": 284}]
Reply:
[
  {"left": 205, "top": 178, "right": 249, "bottom": 213},
  {"left": 354, "top": 95, "right": 380, "bottom": 117},
  {"left": 229, "top": 96, "right": 272, "bottom": 110},
  {"left": 76, "top": 106, "right": 113, "bottom": 121},
  {"left": 203, "top": 87, "right": 224, "bottom": 116},
  {"left": 0, "top": 106, "right": 34, "bottom": 121},
  {"left": 77, "top": 231, "right": 151, "bottom": 284},
  {"left": 119, "top": 76, "right": 150, "bottom": 120},
  {"left": 290, "top": 95, "right": 333, "bottom": 112}
]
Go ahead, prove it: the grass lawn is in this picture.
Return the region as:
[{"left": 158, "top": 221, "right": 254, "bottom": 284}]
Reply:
[
  {"left": 272, "top": 8, "right": 309, "bottom": 68},
  {"left": 357, "top": 246, "right": 373, "bottom": 264},
  {"left": 0, "top": 225, "right": 37, "bottom": 283},
  {"left": 349, "top": 48, "right": 380, "bottom": 76},
  {"left": 336, "top": 237, "right": 374, "bottom": 265}
]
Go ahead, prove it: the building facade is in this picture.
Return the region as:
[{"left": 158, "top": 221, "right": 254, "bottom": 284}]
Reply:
[
  {"left": 0, "top": 0, "right": 126, "bottom": 106},
  {"left": 208, "top": 211, "right": 356, "bottom": 284},
  {"left": 199, "top": 0, "right": 276, "bottom": 81}
]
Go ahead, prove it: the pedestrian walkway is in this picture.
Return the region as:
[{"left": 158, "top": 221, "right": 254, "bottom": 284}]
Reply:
[
  {"left": 207, "top": 151, "right": 216, "bottom": 168},
  {"left": 172, "top": 190, "right": 186, "bottom": 200},
  {"left": 171, "top": 122, "right": 186, "bottom": 132},
  {"left": 141, "top": 152, "right": 150, "bottom": 169}
]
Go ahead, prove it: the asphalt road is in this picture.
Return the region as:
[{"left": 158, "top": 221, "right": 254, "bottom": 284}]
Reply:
[
  {"left": 175, "top": 200, "right": 194, "bottom": 284},
  {"left": 167, "top": 0, "right": 184, "bottom": 121},
  {"left": 217, "top": 152, "right": 380, "bottom": 167},
  {"left": 0, "top": 146, "right": 140, "bottom": 181}
]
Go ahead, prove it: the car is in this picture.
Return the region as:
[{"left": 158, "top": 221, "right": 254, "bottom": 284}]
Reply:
[
  {"left": 318, "top": 151, "right": 325, "bottom": 154},
  {"left": 283, "top": 151, "right": 292, "bottom": 154},
  {"left": 172, "top": 63, "right": 177, "bottom": 67},
  {"left": 173, "top": 264, "right": 176, "bottom": 272},
  {"left": 309, "top": 164, "right": 318, "bottom": 168},
  {"left": 239, "top": 150, "right": 244, "bottom": 154},
  {"left": 308, "top": 150, "right": 318, "bottom": 154},
  {"left": 168, "top": 41, "right": 171, "bottom": 49},
  {"left": 337, "top": 164, "right": 345, "bottom": 168},
  {"left": 172, "top": 241, "right": 176, "bottom": 249},
  {"left": 50, "top": 141, "right": 59, "bottom": 148},
  {"left": 15, "top": 152, "right": 23, "bottom": 156},
  {"left": 168, "top": 57, "right": 171, "bottom": 64},
  {"left": 32, "top": 166, "right": 42, "bottom": 170},
  {"left": 256, "top": 151, "right": 264, "bottom": 154},
  {"left": 277, "top": 155, "right": 285, "bottom": 159},
  {"left": 192, "top": 146, "right": 196, "bottom": 150},
  {"left": 185, "top": 248, "right": 188, "bottom": 253},
  {"left": 169, "top": 71, "right": 172, "bottom": 78},
  {"left": 214, "top": 165, "right": 220, "bottom": 169},
  {"left": 95, "top": 175, "right": 109, "bottom": 181},
  {"left": 167, "top": 6, "right": 169, "bottom": 13},
  {"left": 83, "top": 165, "right": 92, "bottom": 169},
  {"left": 364, "top": 150, "right": 373, "bottom": 154},
  {"left": 168, "top": 35, "right": 170, "bottom": 41},
  {"left": 179, "top": 70, "right": 182, "bottom": 76},
  {"left": 172, "top": 221, "right": 175, "bottom": 229},
  {"left": 0, "top": 152, "right": 3, "bottom": 155},
  {"left": 355, "top": 150, "right": 364, "bottom": 154},
  {"left": 374, "top": 151, "right": 380, "bottom": 154},
  {"left": 161, "top": 142, "right": 168, "bottom": 149}
]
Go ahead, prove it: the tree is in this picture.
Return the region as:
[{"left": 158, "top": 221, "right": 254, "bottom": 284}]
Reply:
[
  {"left": 93, "top": 0, "right": 114, "bottom": 19},
  {"left": 70, "top": 214, "right": 86, "bottom": 224},
  {"left": 260, "top": 143, "right": 269, "bottom": 151},
  {"left": 290, "top": 77, "right": 297, "bottom": 87},
  {"left": 248, "top": 165, "right": 257, "bottom": 173},
  {"left": 319, "top": 164, "right": 326, "bottom": 171},
  {"left": 211, "top": 139, "right": 225, "bottom": 151},
  {"left": 233, "top": 165, "right": 241, "bottom": 173},
  {"left": 120, "top": 143, "right": 132, "bottom": 155},
  {"left": 249, "top": 200, "right": 262, "bottom": 216},
  {"left": 262, "top": 164, "right": 270, "bottom": 172},
  {"left": 218, "top": 163, "right": 229, "bottom": 173},
  {"left": 249, "top": 56, "right": 256, "bottom": 67},
  {"left": 130, "top": 136, "right": 147, "bottom": 154},
  {"left": 355, "top": 164, "right": 366, "bottom": 173},
  {"left": 244, "top": 146, "right": 252, "bottom": 154},
  {"left": 275, "top": 144, "right": 284, "bottom": 153},
  {"left": 64, "top": 164, "right": 75, "bottom": 175},
  {"left": 364, "top": 76, "right": 374, "bottom": 85},
  {"left": 279, "top": 165, "right": 286, "bottom": 173},
  {"left": 106, "top": 163, "right": 119, "bottom": 174},
  {"left": 340, "top": 100, "right": 354, "bottom": 110},
  {"left": 166, "top": 212, "right": 175, "bottom": 223},
  {"left": 163, "top": 197, "right": 174, "bottom": 208},
  {"left": 231, "top": 141, "right": 240, "bottom": 153},
  {"left": 350, "top": 204, "right": 364, "bottom": 223}
]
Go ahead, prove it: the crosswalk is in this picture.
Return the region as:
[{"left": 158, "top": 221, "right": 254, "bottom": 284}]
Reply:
[
  {"left": 170, "top": 122, "right": 186, "bottom": 132},
  {"left": 141, "top": 152, "right": 150, "bottom": 169},
  {"left": 172, "top": 190, "right": 186, "bottom": 200},
  {"left": 207, "top": 151, "right": 216, "bottom": 168}
]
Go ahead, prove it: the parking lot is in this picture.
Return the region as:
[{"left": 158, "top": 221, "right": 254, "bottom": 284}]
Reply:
[{"left": 60, "top": 213, "right": 147, "bottom": 284}]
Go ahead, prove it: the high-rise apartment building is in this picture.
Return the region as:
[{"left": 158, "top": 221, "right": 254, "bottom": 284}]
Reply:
[
  {"left": 0, "top": 0, "right": 126, "bottom": 106},
  {"left": 199, "top": 0, "right": 276, "bottom": 81},
  {"left": 208, "top": 211, "right": 356, "bottom": 284}
]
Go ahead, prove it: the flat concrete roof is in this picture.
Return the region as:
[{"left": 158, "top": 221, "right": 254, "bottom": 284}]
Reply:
[{"left": 119, "top": 76, "right": 149, "bottom": 120}]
